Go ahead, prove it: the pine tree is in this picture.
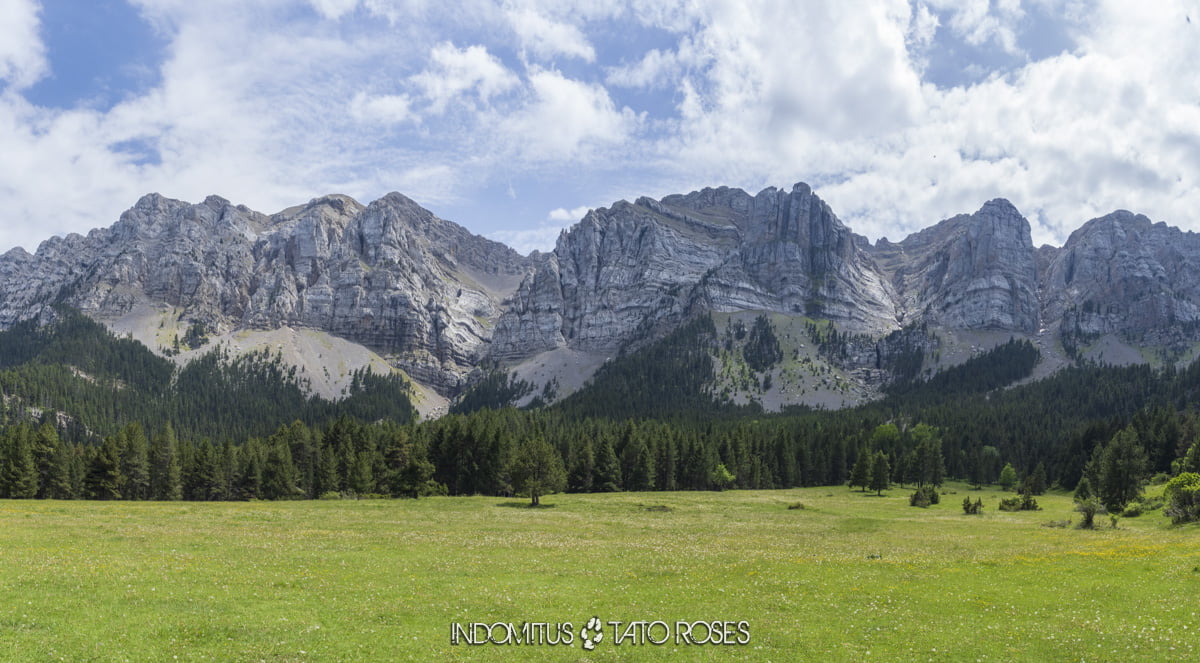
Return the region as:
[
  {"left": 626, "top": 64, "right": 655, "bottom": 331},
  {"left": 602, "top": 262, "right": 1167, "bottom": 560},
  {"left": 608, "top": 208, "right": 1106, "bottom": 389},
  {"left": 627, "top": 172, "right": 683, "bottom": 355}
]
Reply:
[
  {"left": 86, "top": 435, "right": 124, "bottom": 500},
  {"left": 870, "top": 451, "right": 891, "bottom": 496},
  {"left": 911, "top": 424, "right": 945, "bottom": 487},
  {"left": 149, "top": 422, "right": 182, "bottom": 501},
  {"left": 46, "top": 437, "right": 75, "bottom": 499},
  {"left": 1097, "top": 426, "right": 1148, "bottom": 512},
  {"left": 998, "top": 462, "right": 1018, "bottom": 491},
  {"left": 32, "top": 423, "right": 58, "bottom": 499},
  {"left": 3, "top": 424, "right": 38, "bottom": 499},
  {"left": 848, "top": 449, "right": 872, "bottom": 492},
  {"left": 1022, "top": 462, "right": 1048, "bottom": 496},
  {"left": 593, "top": 436, "right": 622, "bottom": 492},
  {"left": 509, "top": 435, "right": 566, "bottom": 506},
  {"left": 567, "top": 439, "right": 595, "bottom": 493},
  {"left": 119, "top": 422, "right": 150, "bottom": 500},
  {"left": 262, "top": 436, "right": 299, "bottom": 500}
]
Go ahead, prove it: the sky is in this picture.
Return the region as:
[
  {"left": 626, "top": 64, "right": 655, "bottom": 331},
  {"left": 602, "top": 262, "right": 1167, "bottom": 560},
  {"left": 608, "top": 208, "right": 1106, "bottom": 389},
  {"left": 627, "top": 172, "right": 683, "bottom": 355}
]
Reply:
[{"left": 0, "top": 0, "right": 1198, "bottom": 256}]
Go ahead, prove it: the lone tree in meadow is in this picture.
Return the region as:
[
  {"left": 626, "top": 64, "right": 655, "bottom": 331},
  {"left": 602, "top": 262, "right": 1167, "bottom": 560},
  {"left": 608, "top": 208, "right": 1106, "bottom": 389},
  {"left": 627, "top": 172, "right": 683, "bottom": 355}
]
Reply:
[
  {"left": 509, "top": 436, "right": 567, "bottom": 506},
  {"left": 870, "top": 451, "right": 891, "bottom": 496},
  {"left": 998, "top": 463, "right": 1018, "bottom": 491}
]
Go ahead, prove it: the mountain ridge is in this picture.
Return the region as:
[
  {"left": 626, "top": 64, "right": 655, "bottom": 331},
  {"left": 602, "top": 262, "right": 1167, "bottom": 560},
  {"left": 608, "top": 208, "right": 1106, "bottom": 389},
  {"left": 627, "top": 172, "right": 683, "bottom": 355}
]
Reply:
[{"left": 3, "top": 182, "right": 1198, "bottom": 411}]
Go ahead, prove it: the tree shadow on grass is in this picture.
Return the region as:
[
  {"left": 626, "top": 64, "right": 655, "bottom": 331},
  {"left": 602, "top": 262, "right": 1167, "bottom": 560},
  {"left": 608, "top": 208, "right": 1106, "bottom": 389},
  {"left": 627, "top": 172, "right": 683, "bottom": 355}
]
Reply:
[{"left": 494, "top": 501, "right": 558, "bottom": 509}]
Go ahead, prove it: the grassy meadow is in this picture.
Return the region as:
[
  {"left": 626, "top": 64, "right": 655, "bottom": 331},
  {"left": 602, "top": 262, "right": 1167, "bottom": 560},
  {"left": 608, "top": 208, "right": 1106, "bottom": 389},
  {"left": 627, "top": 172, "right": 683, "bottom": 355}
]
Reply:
[{"left": 1, "top": 484, "right": 1197, "bottom": 662}]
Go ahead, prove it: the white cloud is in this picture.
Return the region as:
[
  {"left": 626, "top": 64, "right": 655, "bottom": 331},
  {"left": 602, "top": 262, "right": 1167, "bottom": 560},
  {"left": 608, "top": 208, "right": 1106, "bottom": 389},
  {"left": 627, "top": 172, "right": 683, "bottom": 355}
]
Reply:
[
  {"left": 605, "top": 48, "right": 681, "bottom": 89},
  {"left": 501, "top": 68, "right": 638, "bottom": 162},
  {"left": 507, "top": 7, "right": 596, "bottom": 62},
  {"left": 410, "top": 42, "right": 518, "bottom": 113},
  {"left": 1, "top": 0, "right": 1199, "bottom": 260},
  {"left": 548, "top": 205, "right": 590, "bottom": 222},
  {"left": 308, "top": 0, "right": 359, "bottom": 20},
  {"left": 486, "top": 224, "right": 569, "bottom": 255},
  {"left": 925, "top": 0, "right": 1025, "bottom": 55},
  {"left": 0, "top": 0, "right": 47, "bottom": 89},
  {"left": 350, "top": 92, "right": 414, "bottom": 123}
]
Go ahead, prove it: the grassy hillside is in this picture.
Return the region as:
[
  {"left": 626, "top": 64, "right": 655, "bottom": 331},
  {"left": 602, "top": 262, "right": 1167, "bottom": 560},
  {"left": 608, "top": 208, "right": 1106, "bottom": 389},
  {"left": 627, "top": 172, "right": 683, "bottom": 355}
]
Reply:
[{"left": 1, "top": 485, "right": 1195, "bottom": 661}]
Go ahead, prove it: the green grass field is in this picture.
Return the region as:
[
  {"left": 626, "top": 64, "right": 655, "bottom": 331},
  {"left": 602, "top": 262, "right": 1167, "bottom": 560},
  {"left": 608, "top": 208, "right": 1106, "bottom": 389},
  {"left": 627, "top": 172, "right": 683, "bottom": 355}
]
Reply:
[{"left": 1, "top": 485, "right": 1197, "bottom": 662}]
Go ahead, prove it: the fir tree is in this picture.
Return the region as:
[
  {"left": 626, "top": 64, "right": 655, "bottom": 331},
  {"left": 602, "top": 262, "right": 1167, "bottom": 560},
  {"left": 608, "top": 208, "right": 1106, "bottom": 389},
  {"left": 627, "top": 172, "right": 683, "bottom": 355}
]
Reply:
[
  {"left": 119, "top": 422, "right": 150, "bottom": 500},
  {"left": 870, "top": 451, "right": 891, "bottom": 496},
  {"left": 593, "top": 436, "right": 622, "bottom": 492},
  {"left": 998, "top": 463, "right": 1018, "bottom": 491},
  {"left": 509, "top": 435, "right": 566, "bottom": 506},
  {"left": 149, "top": 422, "right": 183, "bottom": 501},
  {"left": 567, "top": 439, "right": 595, "bottom": 493},
  {"left": 848, "top": 449, "right": 872, "bottom": 492},
  {"left": 86, "top": 435, "right": 124, "bottom": 500}
]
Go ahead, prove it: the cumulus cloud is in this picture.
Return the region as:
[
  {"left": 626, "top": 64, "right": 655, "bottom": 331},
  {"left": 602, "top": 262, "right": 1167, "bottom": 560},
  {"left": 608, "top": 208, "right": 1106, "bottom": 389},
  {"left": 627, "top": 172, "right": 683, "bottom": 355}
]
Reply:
[
  {"left": 507, "top": 7, "right": 597, "bottom": 62},
  {"left": 501, "top": 68, "right": 639, "bottom": 162},
  {"left": 410, "top": 42, "right": 518, "bottom": 113},
  {"left": 1, "top": 0, "right": 1199, "bottom": 260},
  {"left": 0, "top": 0, "right": 47, "bottom": 89},
  {"left": 548, "top": 205, "right": 590, "bottom": 222}
]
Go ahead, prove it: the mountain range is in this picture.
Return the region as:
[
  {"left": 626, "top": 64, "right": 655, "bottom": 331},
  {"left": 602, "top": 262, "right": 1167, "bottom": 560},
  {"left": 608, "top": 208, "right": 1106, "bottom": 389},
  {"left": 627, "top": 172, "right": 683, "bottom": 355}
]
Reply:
[{"left": 3, "top": 182, "right": 1198, "bottom": 416}]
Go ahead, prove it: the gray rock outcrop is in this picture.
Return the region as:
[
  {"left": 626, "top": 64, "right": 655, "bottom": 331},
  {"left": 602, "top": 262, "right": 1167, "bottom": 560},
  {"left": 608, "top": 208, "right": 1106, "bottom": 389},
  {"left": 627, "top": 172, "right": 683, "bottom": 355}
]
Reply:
[{"left": 0, "top": 192, "right": 529, "bottom": 393}]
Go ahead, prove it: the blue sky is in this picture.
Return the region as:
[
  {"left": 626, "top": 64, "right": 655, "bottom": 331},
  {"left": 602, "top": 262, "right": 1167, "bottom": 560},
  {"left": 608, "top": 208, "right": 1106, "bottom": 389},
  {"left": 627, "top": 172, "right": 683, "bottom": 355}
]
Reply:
[{"left": 1, "top": 0, "right": 1198, "bottom": 255}]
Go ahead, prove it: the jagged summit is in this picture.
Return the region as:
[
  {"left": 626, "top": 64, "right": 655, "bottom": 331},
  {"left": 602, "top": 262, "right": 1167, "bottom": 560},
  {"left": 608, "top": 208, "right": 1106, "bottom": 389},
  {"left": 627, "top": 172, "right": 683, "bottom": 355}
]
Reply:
[{"left": 1, "top": 182, "right": 1196, "bottom": 406}]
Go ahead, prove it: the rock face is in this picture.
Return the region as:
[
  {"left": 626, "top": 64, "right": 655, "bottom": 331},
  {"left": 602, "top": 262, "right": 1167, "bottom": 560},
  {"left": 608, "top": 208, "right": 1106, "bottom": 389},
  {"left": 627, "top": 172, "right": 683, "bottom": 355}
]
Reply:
[
  {"left": 870, "top": 199, "right": 1040, "bottom": 333},
  {"left": 0, "top": 192, "right": 529, "bottom": 393},
  {"left": 493, "top": 183, "right": 897, "bottom": 359},
  {"left": 3, "top": 181, "right": 1199, "bottom": 400},
  {"left": 1041, "top": 211, "right": 1200, "bottom": 341}
]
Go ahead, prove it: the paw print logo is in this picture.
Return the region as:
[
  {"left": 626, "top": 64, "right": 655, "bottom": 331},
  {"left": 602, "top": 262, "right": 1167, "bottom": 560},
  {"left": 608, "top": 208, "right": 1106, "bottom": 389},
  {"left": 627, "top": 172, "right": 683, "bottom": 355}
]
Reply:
[{"left": 580, "top": 616, "right": 603, "bottom": 650}]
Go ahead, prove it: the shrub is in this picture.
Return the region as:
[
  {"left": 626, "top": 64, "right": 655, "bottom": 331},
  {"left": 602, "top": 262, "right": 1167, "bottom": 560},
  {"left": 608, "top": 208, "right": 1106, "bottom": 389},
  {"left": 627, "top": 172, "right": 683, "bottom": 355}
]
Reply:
[
  {"left": 319, "top": 491, "right": 343, "bottom": 500},
  {"left": 910, "top": 485, "right": 940, "bottom": 508},
  {"left": 1122, "top": 503, "right": 1144, "bottom": 518},
  {"left": 962, "top": 497, "right": 984, "bottom": 514},
  {"left": 786, "top": 502, "right": 806, "bottom": 510},
  {"left": 1164, "top": 472, "right": 1200, "bottom": 524},
  {"left": 999, "top": 493, "right": 1040, "bottom": 512},
  {"left": 1075, "top": 497, "right": 1104, "bottom": 529}
]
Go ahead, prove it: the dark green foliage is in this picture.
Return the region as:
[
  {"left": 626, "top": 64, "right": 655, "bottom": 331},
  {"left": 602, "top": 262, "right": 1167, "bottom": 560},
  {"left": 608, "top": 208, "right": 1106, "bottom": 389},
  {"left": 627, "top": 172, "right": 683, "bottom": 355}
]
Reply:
[
  {"left": 1021, "top": 462, "right": 1048, "bottom": 496},
  {"left": 119, "top": 423, "right": 150, "bottom": 500},
  {"left": 999, "top": 493, "right": 1040, "bottom": 511},
  {"left": 870, "top": 452, "right": 890, "bottom": 495},
  {"left": 909, "top": 485, "right": 939, "bottom": 507},
  {"left": 910, "top": 424, "right": 945, "bottom": 488},
  {"left": 742, "top": 315, "right": 782, "bottom": 372},
  {"left": 1164, "top": 472, "right": 1200, "bottom": 524},
  {"left": 1094, "top": 426, "right": 1148, "bottom": 512},
  {"left": 886, "top": 338, "right": 1040, "bottom": 398},
  {"left": 1075, "top": 497, "right": 1104, "bottom": 528},
  {"left": 86, "top": 435, "right": 124, "bottom": 500},
  {"left": 709, "top": 462, "right": 735, "bottom": 491},
  {"left": 508, "top": 435, "right": 567, "bottom": 506},
  {"left": 149, "top": 422, "right": 182, "bottom": 501},
  {"left": 1, "top": 423, "right": 38, "bottom": 498},
  {"left": 593, "top": 436, "right": 622, "bottom": 492},
  {"left": 1073, "top": 477, "right": 1093, "bottom": 502},
  {"left": 848, "top": 448, "right": 872, "bottom": 491},
  {"left": 555, "top": 317, "right": 755, "bottom": 420},
  {"left": 998, "top": 463, "right": 1018, "bottom": 491},
  {"left": 450, "top": 367, "right": 535, "bottom": 414},
  {"left": 962, "top": 496, "right": 983, "bottom": 514},
  {"left": 0, "top": 310, "right": 414, "bottom": 445}
]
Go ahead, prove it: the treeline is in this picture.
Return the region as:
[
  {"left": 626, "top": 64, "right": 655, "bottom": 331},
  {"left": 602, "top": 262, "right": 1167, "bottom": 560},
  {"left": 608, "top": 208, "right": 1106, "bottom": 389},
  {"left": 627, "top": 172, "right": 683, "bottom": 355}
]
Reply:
[
  {"left": 0, "top": 417, "right": 435, "bottom": 501},
  {"left": 4, "top": 308, "right": 1200, "bottom": 503}
]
